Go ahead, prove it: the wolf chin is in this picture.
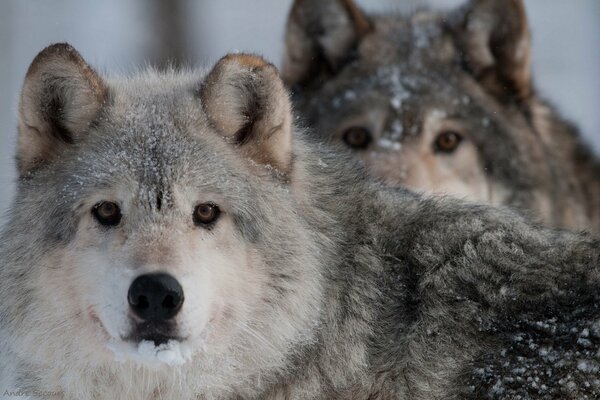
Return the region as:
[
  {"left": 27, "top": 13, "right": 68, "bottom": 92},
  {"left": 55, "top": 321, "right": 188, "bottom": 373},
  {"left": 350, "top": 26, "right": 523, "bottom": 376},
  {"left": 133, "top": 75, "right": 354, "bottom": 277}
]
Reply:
[
  {"left": 283, "top": 0, "right": 600, "bottom": 234},
  {"left": 0, "top": 44, "right": 599, "bottom": 399}
]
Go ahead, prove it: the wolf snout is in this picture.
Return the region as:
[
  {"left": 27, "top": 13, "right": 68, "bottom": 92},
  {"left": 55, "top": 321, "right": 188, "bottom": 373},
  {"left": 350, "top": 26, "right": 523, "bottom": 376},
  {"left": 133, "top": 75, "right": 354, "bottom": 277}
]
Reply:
[{"left": 127, "top": 273, "right": 184, "bottom": 321}]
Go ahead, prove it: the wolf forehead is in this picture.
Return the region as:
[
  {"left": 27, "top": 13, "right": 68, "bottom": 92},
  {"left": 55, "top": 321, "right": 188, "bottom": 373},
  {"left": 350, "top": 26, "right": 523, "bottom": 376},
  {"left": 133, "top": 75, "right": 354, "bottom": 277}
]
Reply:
[
  {"left": 85, "top": 74, "right": 218, "bottom": 166},
  {"left": 42, "top": 76, "right": 233, "bottom": 200},
  {"left": 308, "top": 63, "right": 489, "bottom": 134},
  {"left": 295, "top": 12, "right": 480, "bottom": 114},
  {"left": 319, "top": 65, "right": 461, "bottom": 106}
]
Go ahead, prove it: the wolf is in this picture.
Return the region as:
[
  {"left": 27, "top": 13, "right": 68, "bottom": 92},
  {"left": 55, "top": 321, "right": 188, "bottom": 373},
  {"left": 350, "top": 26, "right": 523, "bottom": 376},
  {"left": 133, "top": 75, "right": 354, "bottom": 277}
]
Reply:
[
  {"left": 0, "top": 43, "right": 599, "bottom": 400},
  {"left": 282, "top": 0, "right": 600, "bottom": 234}
]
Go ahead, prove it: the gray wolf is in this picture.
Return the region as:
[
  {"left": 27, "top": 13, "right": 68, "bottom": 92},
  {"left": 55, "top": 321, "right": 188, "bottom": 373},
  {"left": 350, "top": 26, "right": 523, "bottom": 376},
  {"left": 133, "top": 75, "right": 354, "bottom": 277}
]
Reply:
[
  {"left": 1, "top": 43, "right": 599, "bottom": 399},
  {"left": 282, "top": 0, "right": 600, "bottom": 234}
]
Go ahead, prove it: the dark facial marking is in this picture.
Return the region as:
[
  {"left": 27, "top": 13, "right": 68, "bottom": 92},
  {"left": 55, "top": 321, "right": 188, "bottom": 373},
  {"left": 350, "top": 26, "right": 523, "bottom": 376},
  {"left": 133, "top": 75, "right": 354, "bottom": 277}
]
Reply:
[{"left": 156, "top": 190, "right": 163, "bottom": 211}]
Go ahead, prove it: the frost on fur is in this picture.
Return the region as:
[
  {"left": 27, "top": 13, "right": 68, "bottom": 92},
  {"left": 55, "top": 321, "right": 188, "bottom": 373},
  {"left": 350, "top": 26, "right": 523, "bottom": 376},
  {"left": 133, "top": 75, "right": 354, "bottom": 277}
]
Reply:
[{"left": 107, "top": 339, "right": 195, "bottom": 367}]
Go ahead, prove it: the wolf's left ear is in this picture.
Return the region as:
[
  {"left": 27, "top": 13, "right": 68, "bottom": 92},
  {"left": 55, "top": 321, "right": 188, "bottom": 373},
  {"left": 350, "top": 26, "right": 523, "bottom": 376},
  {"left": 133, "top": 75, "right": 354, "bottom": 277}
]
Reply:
[
  {"left": 282, "top": 0, "right": 372, "bottom": 87},
  {"left": 201, "top": 54, "right": 293, "bottom": 175},
  {"left": 454, "top": 0, "right": 531, "bottom": 102},
  {"left": 18, "top": 43, "right": 107, "bottom": 175}
]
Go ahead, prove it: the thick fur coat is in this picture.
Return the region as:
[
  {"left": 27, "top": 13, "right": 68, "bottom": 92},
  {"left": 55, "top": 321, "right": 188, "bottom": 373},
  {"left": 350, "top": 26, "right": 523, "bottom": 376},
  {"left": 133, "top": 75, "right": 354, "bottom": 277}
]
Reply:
[{"left": 0, "top": 44, "right": 599, "bottom": 399}]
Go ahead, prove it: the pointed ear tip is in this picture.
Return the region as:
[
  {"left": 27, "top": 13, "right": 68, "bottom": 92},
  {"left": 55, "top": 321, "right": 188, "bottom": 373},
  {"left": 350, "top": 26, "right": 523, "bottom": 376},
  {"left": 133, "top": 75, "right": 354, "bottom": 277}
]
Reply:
[
  {"left": 26, "top": 42, "right": 85, "bottom": 77},
  {"left": 31, "top": 42, "right": 81, "bottom": 62},
  {"left": 218, "top": 53, "right": 278, "bottom": 71}
]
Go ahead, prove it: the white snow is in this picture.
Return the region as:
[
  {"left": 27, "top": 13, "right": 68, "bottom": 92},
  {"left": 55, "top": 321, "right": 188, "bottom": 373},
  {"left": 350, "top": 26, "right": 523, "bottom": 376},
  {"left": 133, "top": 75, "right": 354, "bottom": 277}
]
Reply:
[
  {"left": 107, "top": 339, "right": 194, "bottom": 368},
  {"left": 390, "top": 96, "right": 403, "bottom": 110},
  {"left": 378, "top": 138, "right": 402, "bottom": 151}
]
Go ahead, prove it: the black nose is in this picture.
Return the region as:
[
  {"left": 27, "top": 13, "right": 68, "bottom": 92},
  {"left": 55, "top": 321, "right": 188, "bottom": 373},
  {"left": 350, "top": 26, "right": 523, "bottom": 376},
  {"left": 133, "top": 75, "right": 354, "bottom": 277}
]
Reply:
[{"left": 128, "top": 273, "right": 184, "bottom": 321}]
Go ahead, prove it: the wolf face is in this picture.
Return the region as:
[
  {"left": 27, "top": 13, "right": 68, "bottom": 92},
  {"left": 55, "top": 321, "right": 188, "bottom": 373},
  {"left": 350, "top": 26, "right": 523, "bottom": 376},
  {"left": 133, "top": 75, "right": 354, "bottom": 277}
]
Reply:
[
  {"left": 1, "top": 45, "right": 323, "bottom": 396},
  {"left": 283, "top": 0, "right": 600, "bottom": 232}
]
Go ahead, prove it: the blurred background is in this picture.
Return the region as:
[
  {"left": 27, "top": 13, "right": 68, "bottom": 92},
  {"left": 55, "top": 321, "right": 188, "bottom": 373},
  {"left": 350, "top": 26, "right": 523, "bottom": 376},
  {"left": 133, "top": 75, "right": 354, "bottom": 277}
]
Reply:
[{"left": 0, "top": 0, "right": 599, "bottom": 219}]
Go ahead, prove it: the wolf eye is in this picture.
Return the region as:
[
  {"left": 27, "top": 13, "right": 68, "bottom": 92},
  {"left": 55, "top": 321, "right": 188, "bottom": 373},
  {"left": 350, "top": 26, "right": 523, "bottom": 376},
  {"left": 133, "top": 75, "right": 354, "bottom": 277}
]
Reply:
[
  {"left": 342, "top": 126, "right": 372, "bottom": 149},
  {"left": 434, "top": 130, "right": 462, "bottom": 153},
  {"left": 193, "top": 203, "right": 220, "bottom": 226},
  {"left": 92, "top": 201, "right": 122, "bottom": 227}
]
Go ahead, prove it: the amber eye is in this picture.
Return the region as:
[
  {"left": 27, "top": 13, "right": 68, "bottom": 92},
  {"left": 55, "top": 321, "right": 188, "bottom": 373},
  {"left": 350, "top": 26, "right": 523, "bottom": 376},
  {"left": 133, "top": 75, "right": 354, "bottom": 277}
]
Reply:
[
  {"left": 193, "top": 203, "right": 220, "bottom": 226},
  {"left": 434, "top": 130, "right": 463, "bottom": 153},
  {"left": 92, "top": 201, "right": 122, "bottom": 227},
  {"left": 342, "top": 126, "right": 372, "bottom": 149}
]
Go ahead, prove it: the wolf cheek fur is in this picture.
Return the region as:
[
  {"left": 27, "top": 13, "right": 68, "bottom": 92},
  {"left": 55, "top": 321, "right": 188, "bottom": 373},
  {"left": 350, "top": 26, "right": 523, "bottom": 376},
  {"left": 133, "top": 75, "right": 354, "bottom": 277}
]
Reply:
[
  {"left": 283, "top": 0, "right": 600, "bottom": 234},
  {"left": 1, "top": 44, "right": 600, "bottom": 399}
]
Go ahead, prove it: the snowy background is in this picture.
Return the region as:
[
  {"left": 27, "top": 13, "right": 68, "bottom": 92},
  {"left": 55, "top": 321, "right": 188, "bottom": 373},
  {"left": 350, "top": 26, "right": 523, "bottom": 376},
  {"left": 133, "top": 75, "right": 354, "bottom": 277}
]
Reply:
[{"left": 0, "top": 0, "right": 598, "bottom": 220}]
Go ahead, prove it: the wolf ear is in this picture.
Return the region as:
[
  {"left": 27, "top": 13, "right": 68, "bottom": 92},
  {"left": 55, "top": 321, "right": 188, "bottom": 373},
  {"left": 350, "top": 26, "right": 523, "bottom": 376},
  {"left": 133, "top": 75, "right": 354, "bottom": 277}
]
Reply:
[
  {"left": 17, "top": 43, "right": 107, "bottom": 175},
  {"left": 282, "top": 0, "right": 372, "bottom": 87},
  {"left": 455, "top": 0, "right": 531, "bottom": 102},
  {"left": 201, "top": 54, "right": 293, "bottom": 175}
]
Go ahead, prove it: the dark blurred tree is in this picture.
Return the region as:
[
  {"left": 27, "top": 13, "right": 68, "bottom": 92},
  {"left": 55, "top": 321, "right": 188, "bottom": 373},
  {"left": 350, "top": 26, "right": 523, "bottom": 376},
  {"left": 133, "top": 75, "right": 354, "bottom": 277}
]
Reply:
[{"left": 148, "top": 0, "right": 189, "bottom": 69}]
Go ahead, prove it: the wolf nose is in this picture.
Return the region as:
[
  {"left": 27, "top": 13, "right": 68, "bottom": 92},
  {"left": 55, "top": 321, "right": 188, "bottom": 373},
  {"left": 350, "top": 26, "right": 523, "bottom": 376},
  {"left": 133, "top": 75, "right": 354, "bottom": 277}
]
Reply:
[{"left": 127, "top": 273, "right": 184, "bottom": 321}]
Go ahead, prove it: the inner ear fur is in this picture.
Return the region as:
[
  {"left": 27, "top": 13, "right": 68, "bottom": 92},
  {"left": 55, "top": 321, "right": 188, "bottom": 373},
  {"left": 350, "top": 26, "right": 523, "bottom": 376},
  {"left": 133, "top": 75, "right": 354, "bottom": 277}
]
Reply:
[
  {"left": 18, "top": 43, "right": 107, "bottom": 175},
  {"left": 282, "top": 0, "right": 372, "bottom": 87},
  {"left": 201, "top": 53, "right": 293, "bottom": 175},
  {"left": 454, "top": 0, "right": 532, "bottom": 102}
]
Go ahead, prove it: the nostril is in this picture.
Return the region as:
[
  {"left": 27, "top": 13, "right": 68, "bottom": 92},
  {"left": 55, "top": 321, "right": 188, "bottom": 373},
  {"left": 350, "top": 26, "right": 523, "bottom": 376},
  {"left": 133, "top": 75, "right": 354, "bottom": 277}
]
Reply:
[
  {"left": 128, "top": 292, "right": 149, "bottom": 309},
  {"left": 137, "top": 295, "right": 149, "bottom": 309},
  {"left": 162, "top": 294, "right": 176, "bottom": 310},
  {"left": 127, "top": 273, "right": 184, "bottom": 321}
]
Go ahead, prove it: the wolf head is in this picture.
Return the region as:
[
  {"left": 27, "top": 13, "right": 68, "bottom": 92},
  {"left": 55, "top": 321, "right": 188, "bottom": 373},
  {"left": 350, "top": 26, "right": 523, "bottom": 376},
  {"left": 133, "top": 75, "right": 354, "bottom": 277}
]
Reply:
[
  {"left": 283, "top": 0, "right": 590, "bottom": 229},
  {"left": 2, "top": 44, "right": 324, "bottom": 394}
]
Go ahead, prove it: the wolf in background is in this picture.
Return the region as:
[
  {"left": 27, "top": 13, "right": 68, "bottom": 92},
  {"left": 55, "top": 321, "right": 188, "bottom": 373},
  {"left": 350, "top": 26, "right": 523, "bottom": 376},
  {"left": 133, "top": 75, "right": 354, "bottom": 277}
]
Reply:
[
  {"left": 0, "top": 44, "right": 599, "bottom": 399},
  {"left": 283, "top": 0, "right": 600, "bottom": 234}
]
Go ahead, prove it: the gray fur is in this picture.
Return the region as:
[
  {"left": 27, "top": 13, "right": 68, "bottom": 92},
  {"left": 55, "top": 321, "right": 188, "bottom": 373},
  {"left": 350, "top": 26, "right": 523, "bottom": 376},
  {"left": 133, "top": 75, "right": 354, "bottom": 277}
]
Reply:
[
  {"left": 1, "top": 44, "right": 600, "bottom": 399},
  {"left": 283, "top": 0, "right": 600, "bottom": 234}
]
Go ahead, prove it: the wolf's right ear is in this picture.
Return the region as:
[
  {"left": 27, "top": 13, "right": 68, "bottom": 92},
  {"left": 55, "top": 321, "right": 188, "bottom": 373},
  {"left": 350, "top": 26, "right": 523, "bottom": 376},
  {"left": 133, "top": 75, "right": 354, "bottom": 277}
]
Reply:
[
  {"left": 201, "top": 54, "right": 293, "bottom": 175},
  {"left": 282, "top": 0, "right": 372, "bottom": 87},
  {"left": 453, "top": 0, "right": 531, "bottom": 102},
  {"left": 17, "top": 43, "right": 107, "bottom": 175}
]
